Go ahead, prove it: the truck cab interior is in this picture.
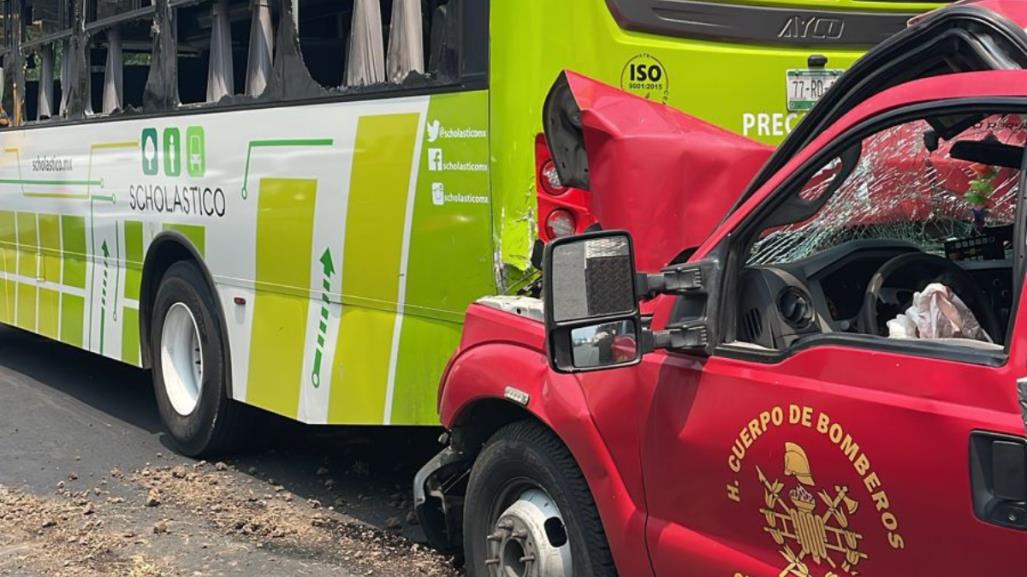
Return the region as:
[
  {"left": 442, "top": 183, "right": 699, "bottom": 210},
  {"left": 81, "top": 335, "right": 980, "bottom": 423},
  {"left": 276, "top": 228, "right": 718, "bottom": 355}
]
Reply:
[{"left": 732, "top": 111, "right": 1025, "bottom": 354}]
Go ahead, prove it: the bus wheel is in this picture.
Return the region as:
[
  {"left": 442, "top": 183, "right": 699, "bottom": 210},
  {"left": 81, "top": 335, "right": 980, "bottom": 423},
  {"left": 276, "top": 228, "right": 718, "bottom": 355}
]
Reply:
[
  {"left": 463, "top": 420, "right": 618, "bottom": 577},
  {"left": 151, "top": 260, "right": 245, "bottom": 457}
]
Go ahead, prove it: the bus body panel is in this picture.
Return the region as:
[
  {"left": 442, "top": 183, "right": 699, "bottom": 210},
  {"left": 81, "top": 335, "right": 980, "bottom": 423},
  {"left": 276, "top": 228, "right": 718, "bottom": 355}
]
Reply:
[
  {"left": 489, "top": 0, "right": 946, "bottom": 272},
  {"left": 0, "top": 90, "right": 493, "bottom": 426},
  {"left": 0, "top": 0, "right": 950, "bottom": 428}
]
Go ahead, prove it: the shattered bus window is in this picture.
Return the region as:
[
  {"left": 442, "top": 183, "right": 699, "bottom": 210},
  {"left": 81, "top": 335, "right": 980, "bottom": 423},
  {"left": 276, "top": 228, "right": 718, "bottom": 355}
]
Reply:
[{"left": 749, "top": 115, "right": 1025, "bottom": 266}]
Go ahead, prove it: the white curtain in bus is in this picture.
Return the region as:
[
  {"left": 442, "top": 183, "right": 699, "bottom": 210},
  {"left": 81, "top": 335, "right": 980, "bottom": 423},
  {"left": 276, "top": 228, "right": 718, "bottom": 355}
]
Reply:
[
  {"left": 345, "top": 0, "right": 385, "bottom": 87},
  {"left": 246, "top": 0, "right": 274, "bottom": 97},
  {"left": 84, "top": 49, "right": 92, "bottom": 114},
  {"left": 387, "top": 0, "right": 423, "bottom": 83},
  {"left": 207, "top": 0, "right": 234, "bottom": 102},
  {"left": 38, "top": 45, "right": 54, "bottom": 119},
  {"left": 58, "top": 39, "right": 71, "bottom": 116},
  {"left": 102, "top": 27, "right": 123, "bottom": 114}
]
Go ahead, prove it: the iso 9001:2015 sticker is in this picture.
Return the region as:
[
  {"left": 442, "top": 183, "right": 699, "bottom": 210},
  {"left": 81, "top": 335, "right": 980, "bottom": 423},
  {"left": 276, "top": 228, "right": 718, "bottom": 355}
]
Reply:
[{"left": 620, "top": 53, "right": 669, "bottom": 104}]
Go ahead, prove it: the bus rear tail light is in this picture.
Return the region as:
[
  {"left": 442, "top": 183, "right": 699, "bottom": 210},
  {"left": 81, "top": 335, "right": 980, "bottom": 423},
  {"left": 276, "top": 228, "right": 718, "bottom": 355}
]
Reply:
[
  {"left": 544, "top": 209, "right": 577, "bottom": 239},
  {"left": 535, "top": 133, "right": 597, "bottom": 243},
  {"left": 539, "top": 159, "right": 567, "bottom": 196}
]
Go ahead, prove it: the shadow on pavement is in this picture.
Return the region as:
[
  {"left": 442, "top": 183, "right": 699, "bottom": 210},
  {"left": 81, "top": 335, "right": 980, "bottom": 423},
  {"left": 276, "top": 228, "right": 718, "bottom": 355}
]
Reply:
[
  {"left": 0, "top": 325, "right": 161, "bottom": 433},
  {"left": 0, "top": 325, "right": 446, "bottom": 541}
]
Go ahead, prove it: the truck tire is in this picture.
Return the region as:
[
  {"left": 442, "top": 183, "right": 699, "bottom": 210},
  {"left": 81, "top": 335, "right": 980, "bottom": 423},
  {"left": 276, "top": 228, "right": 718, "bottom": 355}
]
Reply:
[
  {"left": 463, "top": 420, "right": 618, "bottom": 577},
  {"left": 150, "top": 260, "right": 246, "bottom": 457}
]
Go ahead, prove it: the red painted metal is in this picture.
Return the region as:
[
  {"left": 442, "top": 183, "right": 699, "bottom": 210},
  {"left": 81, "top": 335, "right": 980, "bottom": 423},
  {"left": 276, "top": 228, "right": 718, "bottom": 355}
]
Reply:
[
  {"left": 639, "top": 332, "right": 1027, "bottom": 576},
  {"left": 957, "top": 0, "right": 1027, "bottom": 27},
  {"left": 557, "top": 71, "right": 773, "bottom": 272},
  {"left": 440, "top": 304, "right": 656, "bottom": 577},
  {"left": 438, "top": 4, "right": 1027, "bottom": 576}
]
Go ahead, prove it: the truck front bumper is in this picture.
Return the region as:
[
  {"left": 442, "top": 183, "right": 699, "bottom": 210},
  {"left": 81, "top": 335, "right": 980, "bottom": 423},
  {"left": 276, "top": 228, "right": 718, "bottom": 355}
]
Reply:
[{"left": 413, "top": 445, "right": 471, "bottom": 553}]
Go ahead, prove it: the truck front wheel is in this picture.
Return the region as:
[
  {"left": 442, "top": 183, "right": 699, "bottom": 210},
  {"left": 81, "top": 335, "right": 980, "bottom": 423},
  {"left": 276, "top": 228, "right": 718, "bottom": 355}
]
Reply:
[{"left": 463, "top": 420, "right": 618, "bottom": 577}]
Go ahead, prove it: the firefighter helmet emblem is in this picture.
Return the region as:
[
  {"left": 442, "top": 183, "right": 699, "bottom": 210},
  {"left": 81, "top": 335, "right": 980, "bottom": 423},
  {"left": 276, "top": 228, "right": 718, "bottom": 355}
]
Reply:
[{"left": 757, "top": 442, "right": 867, "bottom": 577}]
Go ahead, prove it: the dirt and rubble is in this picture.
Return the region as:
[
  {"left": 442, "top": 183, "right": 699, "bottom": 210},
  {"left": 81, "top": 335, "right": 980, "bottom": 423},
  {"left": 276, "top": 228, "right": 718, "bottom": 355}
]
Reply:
[
  {"left": 0, "top": 327, "right": 463, "bottom": 577},
  {"left": 0, "top": 485, "right": 169, "bottom": 577},
  {"left": 129, "top": 461, "right": 458, "bottom": 576},
  {"left": 0, "top": 459, "right": 459, "bottom": 577}
]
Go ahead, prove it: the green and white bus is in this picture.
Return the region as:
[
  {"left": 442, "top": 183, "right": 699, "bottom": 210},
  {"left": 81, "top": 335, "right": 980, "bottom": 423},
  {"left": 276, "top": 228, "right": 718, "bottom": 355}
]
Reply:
[{"left": 0, "top": 0, "right": 944, "bottom": 454}]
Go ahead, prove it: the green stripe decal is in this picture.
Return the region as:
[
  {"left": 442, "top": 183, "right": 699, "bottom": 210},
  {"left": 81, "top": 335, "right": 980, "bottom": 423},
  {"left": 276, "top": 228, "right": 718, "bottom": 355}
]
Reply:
[
  {"left": 124, "top": 221, "right": 143, "bottom": 300},
  {"left": 38, "top": 214, "right": 61, "bottom": 284},
  {"left": 17, "top": 212, "right": 37, "bottom": 279},
  {"left": 246, "top": 178, "right": 318, "bottom": 417},
  {"left": 0, "top": 211, "right": 15, "bottom": 323},
  {"left": 328, "top": 113, "right": 420, "bottom": 424},
  {"left": 60, "top": 293, "right": 84, "bottom": 347},
  {"left": 0, "top": 178, "right": 101, "bottom": 186},
  {"left": 17, "top": 283, "right": 35, "bottom": 331},
  {"left": 38, "top": 288, "right": 59, "bottom": 339},
  {"left": 391, "top": 92, "right": 494, "bottom": 424},
  {"left": 60, "top": 216, "right": 86, "bottom": 289},
  {"left": 15, "top": 213, "right": 37, "bottom": 330},
  {"left": 121, "top": 307, "right": 140, "bottom": 366}
]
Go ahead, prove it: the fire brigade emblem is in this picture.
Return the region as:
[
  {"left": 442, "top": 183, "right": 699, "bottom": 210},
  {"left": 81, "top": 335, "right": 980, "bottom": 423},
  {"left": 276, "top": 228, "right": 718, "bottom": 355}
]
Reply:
[{"left": 757, "top": 443, "right": 867, "bottom": 577}]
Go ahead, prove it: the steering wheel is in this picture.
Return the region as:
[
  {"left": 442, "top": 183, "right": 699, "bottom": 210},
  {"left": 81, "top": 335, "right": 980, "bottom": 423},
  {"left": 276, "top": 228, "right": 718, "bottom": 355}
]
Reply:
[{"left": 861, "top": 252, "right": 1001, "bottom": 341}]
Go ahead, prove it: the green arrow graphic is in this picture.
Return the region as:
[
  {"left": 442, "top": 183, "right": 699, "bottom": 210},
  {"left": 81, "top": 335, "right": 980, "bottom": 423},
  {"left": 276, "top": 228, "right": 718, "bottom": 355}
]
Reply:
[
  {"left": 319, "top": 247, "right": 336, "bottom": 277},
  {"left": 99, "top": 240, "right": 110, "bottom": 354},
  {"left": 311, "top": 248, "right": 335, "bottom": 388}
]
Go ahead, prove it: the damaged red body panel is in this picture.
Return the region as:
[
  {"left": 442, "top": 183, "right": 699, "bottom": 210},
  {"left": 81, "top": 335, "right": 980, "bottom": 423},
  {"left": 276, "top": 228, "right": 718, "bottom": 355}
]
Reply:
[
  {"left": 544, "top": 71, "right": 773, "bottom": 272},
  {"left": 418, "top": 3, "right": 1027, "bottom": 577}
]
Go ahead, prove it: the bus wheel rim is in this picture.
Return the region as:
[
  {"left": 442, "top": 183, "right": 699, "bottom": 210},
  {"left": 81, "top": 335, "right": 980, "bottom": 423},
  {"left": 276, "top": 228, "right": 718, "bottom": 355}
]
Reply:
[
  {"left": 161, "top": 302, "right": 204, "bottom": 416},
  {"left": 486, "top": 488, "right": 572, "bottom": 577}
]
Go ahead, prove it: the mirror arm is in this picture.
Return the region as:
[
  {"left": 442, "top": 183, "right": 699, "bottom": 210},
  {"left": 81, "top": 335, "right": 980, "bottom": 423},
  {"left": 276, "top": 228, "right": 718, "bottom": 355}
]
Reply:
[
  {"left": 637, "top": 259, "right": 720, "bottom": 355},
  {"left": 646, "top": 322, "right": 709, "bottom": 353},
  {"left": 637, "top": 264, "right": 706, "bottom": 300}
]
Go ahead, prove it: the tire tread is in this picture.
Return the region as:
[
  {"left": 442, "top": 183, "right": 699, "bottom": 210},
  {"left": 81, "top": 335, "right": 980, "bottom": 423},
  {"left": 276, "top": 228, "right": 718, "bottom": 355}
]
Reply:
[
  {"left": 152, "top": 260, "right": 249, "bottom": 457},
  {"left": 468, "top": 419, "right": 618, "bottom": 577}
]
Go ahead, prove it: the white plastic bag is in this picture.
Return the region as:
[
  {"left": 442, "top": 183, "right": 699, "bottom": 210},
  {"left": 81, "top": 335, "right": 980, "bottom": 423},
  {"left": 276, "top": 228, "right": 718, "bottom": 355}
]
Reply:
[{"left": 887, "top": 282, "right": 991, "bottom": 342}]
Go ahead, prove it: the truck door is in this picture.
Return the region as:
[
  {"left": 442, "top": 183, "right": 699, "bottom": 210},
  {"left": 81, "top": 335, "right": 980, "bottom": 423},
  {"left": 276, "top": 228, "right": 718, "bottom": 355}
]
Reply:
[{"left": 640, "top": 73, "right": 1027, "bottom": 577}]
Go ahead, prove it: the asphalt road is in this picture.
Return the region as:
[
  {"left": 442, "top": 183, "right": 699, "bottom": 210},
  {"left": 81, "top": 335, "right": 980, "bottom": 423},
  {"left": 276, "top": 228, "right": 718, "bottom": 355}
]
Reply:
[{"left": 0, "top": 325, "right": 459, "bottom": 577}]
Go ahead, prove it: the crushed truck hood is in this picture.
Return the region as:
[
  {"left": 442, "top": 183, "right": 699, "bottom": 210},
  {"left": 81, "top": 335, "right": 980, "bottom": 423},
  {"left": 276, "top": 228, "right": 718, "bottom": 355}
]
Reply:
[{"left": 544, "top": 71, "right": 773, "bottom": 272}]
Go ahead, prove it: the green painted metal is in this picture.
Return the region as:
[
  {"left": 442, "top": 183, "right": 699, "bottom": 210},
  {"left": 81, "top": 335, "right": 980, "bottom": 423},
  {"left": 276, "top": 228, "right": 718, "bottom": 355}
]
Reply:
[
  {"left": 391, "top": 91, "right": 494, "bottom": 424},
  {"left": 487, "top": 0, "right": 944, "bottom": 273}
]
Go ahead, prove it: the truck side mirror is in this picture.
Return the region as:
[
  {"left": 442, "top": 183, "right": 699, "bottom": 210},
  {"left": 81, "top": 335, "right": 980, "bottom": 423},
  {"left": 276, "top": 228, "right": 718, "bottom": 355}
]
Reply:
[{"left": 543, "top": 231, "right": 642, "bottom": 373}]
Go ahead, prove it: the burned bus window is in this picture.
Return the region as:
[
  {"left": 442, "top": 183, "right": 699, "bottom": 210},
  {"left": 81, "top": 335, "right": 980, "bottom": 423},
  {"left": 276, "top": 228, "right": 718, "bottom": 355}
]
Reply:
[
  {"left": 25, "top": 43, "right": 74, "bottom": 122},
  {"left": 296, "top": 0, "right": 470, "bottom": 91},
  {"left": 23, "top": 0, "right": 73, "bottom": 40},
  {"left": 244, "top": 0, "right": 274, "bottom": 97},
  {"left": 25, "top": 45, "right": 56, "bottom": 120},
  {"left": 22, "top": 0, "right": 73, "bottom": 121},
  {"left": 176, "top": 3, "right": 211, "bottom": 105},
  {"left": 176, "top": 0, "right": 269, "bottom": 105},
  {"left": 88, "top": 19, "right": 152, "bottom": 114},
  {"left": 82, "top": 1, "right": 157, "bottom": 114},
  {"left": 89, "top": 0, "right": 152, "bottom": 22}
]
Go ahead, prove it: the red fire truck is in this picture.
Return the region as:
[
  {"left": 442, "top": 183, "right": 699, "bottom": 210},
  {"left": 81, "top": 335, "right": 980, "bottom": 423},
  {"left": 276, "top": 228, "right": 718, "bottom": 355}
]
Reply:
[{"left": 416, "top": 2, "right": 1027, "bottom": 576}]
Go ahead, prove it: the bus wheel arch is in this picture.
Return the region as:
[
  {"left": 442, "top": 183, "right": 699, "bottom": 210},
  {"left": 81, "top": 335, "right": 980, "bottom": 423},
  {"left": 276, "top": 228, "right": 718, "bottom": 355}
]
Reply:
[
  {"left": 139, "top": 233, "right": 230, "bottom": 387},
  {"left": 140, "top": 232, "right": 246, "bottom": 457}
]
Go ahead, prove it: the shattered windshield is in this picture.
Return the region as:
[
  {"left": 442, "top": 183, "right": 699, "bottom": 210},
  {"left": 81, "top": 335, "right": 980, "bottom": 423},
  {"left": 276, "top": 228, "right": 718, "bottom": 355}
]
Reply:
[{"left": 749, "top": 115, "right": 1025, "bottom": 265}]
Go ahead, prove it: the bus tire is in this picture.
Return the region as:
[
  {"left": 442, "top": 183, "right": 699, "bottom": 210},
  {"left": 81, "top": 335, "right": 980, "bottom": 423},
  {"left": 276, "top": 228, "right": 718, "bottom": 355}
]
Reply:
[
  {"left": 150, "top": 260, "right": 246, "bottom": 457},
  {"left": 463, "top": 420, "right": 618, "bottom": 577}
]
